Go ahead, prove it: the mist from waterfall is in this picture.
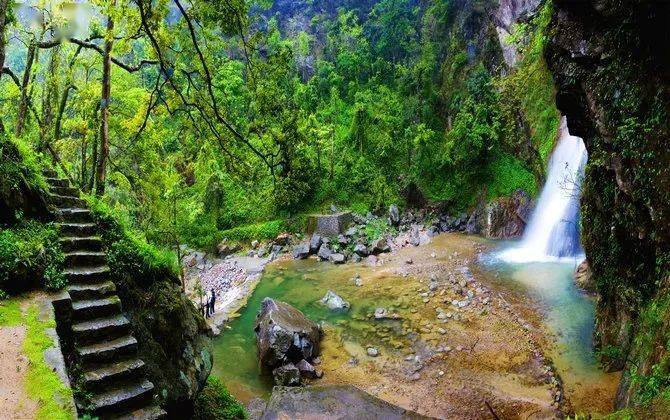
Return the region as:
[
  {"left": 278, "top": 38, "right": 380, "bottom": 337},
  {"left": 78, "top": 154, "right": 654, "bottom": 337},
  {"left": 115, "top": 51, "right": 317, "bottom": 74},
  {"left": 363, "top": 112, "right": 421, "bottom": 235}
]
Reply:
[{"left": 499, "top": 117, "right": 587, "bottom": 263}]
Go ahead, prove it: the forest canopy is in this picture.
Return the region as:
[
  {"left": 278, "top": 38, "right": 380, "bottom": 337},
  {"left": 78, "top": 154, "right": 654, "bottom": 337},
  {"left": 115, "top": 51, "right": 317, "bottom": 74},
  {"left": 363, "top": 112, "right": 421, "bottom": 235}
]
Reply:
[{"left": 0, "top": 0, "right": 557, "bottom": 250}]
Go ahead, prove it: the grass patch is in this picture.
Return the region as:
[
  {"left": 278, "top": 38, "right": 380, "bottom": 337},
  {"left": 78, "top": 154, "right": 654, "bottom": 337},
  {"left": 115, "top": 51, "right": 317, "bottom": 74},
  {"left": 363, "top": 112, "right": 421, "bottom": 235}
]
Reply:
[
  {"left": 23, "top": 304, "right": 74, "bottom": 420},
  {"left": 0, "top": 300, "right": 73, "bottom": 419},
  {"left": 0, "top": 298, "right": 22, "bottom": 326},
  {"left": 487, "top": 153, "right": 538, "bottom": 199}
]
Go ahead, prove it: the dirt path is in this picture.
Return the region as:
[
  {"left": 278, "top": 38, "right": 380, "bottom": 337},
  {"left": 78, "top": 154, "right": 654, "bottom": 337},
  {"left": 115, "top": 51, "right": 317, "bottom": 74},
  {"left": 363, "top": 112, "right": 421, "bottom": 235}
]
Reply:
[{"left": 0, "top": 323, "right": 38, "bottom": 419}]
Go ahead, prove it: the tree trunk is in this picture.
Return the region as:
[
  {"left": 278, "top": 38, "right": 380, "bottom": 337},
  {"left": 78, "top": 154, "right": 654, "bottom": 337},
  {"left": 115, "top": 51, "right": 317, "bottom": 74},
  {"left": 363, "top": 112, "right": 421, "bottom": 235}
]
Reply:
[
  {"left": 40, "top": 47, "right": 60, "bottom": 151},
  {"left": 0, "top": 0, "right": 10, "bottom": 134},
  {"left": 15, "top": 40, "right": 36, "bottom": 137},
  {"left": 54, "top": 84, "right": 74, "bottom": 141},
  {"left": 96, "top": 11, "right": 115, "bottom": 196}
]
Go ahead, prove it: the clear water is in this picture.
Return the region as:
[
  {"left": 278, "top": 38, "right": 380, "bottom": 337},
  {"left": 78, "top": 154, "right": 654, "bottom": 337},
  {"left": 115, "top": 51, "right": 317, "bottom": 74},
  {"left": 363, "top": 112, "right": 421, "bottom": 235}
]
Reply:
[
  {"left": 500, "top": 116, "right": 588, "bottom": 263},
  {"left": 482, "top": 247, "right": 617, "bottom": 413},
  {"left": 211, "top": 260, "right": 407, "bottom": 403}
]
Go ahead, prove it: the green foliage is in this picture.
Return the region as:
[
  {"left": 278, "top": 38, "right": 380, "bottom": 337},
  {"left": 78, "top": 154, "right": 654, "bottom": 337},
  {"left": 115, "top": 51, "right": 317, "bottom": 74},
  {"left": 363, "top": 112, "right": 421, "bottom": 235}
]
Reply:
[
  {"left": 0, "top": 298, "right": 22, "bottom": 325},
  {"left": 218, "top": 220, "right": 286, "bottom": 243},
  {"left": 487, "top": 154, "right": 538, "bottom": 199},
  {"left": 193, "top": 377, "right": 247, "bottom": 420},
  {"left": 88, "top": 197, "right": 178, "bottom": 284},
  {"left": 362, "top": 216, "right": 395, "bottom": 241},
  {"left": 0, "top": 221, "right": 65, "bottom": 295}
]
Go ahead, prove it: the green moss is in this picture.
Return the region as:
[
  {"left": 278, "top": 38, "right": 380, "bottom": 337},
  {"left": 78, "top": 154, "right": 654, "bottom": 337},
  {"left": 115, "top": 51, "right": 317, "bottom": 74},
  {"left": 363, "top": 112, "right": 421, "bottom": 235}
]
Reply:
[
  {"left": 193, "top": 377, "right": 246, "bottom": 420},
  {"left": 23, "top": 305, "right": 74, "bottom": 420}
]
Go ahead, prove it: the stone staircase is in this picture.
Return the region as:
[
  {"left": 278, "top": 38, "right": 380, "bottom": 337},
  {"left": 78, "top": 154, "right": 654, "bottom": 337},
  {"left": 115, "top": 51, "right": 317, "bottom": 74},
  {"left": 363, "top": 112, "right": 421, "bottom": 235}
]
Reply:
[{"left": 44, "top": 170, "right": 166, "bottom": 419}]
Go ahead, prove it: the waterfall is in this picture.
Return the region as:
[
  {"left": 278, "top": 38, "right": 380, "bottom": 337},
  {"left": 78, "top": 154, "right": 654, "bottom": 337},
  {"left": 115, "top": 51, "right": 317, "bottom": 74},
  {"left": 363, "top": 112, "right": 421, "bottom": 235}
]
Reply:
[{"left": 499, "top": 117, "right": 588, "bottom": 263}]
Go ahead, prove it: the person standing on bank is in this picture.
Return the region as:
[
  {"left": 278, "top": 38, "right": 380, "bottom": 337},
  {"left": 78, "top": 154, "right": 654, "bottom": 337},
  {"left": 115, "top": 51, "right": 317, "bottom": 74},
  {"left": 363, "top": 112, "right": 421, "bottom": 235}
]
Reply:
[{"left": 209, "top": 289, "right": 216, "bottom": 316}]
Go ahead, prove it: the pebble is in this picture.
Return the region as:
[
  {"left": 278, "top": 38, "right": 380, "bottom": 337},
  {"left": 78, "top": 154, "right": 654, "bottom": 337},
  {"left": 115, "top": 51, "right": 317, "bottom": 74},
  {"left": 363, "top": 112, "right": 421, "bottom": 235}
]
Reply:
[
  {"left": 438, "top": 370, "right": 444, "bottom": 376},
  {"left": 437, "top": 328, "right": 447, "bottom": 335},
  {"left": 431, "top": 252, "right": 437, "bottom": 258},
  {"left": 367, "top": 347, "right": 379, "bottom": 357}
]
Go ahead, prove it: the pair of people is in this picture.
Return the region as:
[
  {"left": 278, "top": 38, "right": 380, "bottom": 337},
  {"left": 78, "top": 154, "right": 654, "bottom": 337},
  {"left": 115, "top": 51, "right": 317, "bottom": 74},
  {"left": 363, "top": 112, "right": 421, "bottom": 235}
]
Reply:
[{"left": 204, "top": 289, "right": 217, "bottom": 318}]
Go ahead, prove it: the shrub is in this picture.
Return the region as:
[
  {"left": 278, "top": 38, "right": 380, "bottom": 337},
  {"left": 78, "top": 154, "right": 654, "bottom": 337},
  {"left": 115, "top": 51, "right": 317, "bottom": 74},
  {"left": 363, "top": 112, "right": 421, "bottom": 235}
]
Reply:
[
  {"left": 0, "top": 221, "right": 65, "bottom": 296},
  {"left": 193, "top": 377, "right": 246, "bottom": 420},
  {"left": 217, "top": 220, "right": 286, "bottom": 243}
]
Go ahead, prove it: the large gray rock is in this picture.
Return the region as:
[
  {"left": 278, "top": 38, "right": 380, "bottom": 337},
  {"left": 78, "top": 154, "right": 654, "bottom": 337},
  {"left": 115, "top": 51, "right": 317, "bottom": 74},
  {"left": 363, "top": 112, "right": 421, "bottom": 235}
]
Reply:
[
  {"left": 353, "top": 243, "right": 369, "bottom": 256},
  {"left": 306, "top": 212, "right": 353, "bottom": 236},
  {"left": 272, "top": 363, "right": 301, "bottom": 386},
  {"left": 309, "top": 234, "right": 322, "bottom": 254},
  {"left": 371, "top": 238, "right": 390, "bottom": 254},
  {"left": 389, "top": 204, "right": 400, "bottom": 226},
  {"left": 260, "top": 385, "right": 428, "bottom": 419},
  {"left": 317, "top": 244, "right": 332, "bottom": 261},
  {"left": 254, "top": 298, "right": 321, "bottom": 370},
  {"left": 320, "top": 290, "right": 350, "bottom": 311},
  {"left": 409, "top": 225, "right": 421, "bottom": 246},
  {"left": 292, "top": 243, "right": 310, "bottom": 260},
  {"left": 574, "top": 259, "right": 595, "bottom": 292},
  {"left": 329, "top": 253, "right": 346, "bottom": 264}
]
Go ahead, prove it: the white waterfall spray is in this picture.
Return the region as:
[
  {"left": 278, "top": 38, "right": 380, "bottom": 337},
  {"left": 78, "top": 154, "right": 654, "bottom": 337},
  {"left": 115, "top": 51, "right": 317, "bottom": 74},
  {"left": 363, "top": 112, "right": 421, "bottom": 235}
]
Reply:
[{"left": 499, "top": 117, "right": 587, "bottom": 263}]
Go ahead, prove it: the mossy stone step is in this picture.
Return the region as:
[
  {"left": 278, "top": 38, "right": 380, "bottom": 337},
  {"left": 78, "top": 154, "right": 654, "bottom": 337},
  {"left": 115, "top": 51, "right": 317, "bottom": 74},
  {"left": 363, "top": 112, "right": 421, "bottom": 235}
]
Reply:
[
  {"left": 65, "top": 251, "right": 106, "bottom": 267},
  {"left": 55, "top": 207, "right": 92, "bottom": 223},
  {"left": 57, "top": 222, "right": 98, "bottom": 237},
  {"left": 49, "top": 193, "right": 87, "bottom": 208},
  {"left": 43, "top": 169, "right": 58, "bottom": 178},
  {"left": 72, "top": 314, "right": 130, "bottom": 345},
  {"left": 116, "top": 404, "right": 167, "bottom": 420},
  {"left": 72, "top": 296, "right": 122, "bottom": 321},
  {"left": 83, "top": 358, "right": 145, "bottom": 391},
  {"left": 50, "top": 185, "right": 80, "bottom": 197},
  {"left": 59, "top": 236, "right": 103, "bottom": 253},
  {"left": 63, "top": 265, "right": 110, "bottom": 283},
  {"left": 46, "top": 177, "right": 69, "bottom": 187},
  {"left": 68, "top": 281, "right": 117, "bottom": 301},
  {"left": 77, "top": 335, "right": 138, "bottom": 365},
  {"left": 88, "top": 379, "right": 155, "bottom": 416}
]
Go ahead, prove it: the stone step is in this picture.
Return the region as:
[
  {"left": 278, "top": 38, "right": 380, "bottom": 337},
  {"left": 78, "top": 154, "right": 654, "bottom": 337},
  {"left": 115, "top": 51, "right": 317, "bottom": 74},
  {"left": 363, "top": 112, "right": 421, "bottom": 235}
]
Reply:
[
  {"left": 77, "top": 335, "right": 138, "bottom": 365},
  {"left": 72, "top": 314, "right": 130, "bottom": 346},
  {"left": 46, "top": 177, "right": 69, "bottom": 188},
  {"left": 59, "top": 236, "right": 103, "bottom": 252},
  {"left": 43, "top": 169, "right": 58, "bottom": 178},
  {"left": 68, "top": 281, "right": 117, "bottom": 301},
  {"left": 55, "top": 207, "right": 92, "bottom": 223},
  {"left": 50, "top": 185, "right": 80, "bottom": 197},
  {"left": 83, "top": 358, "right": 145, "bottom": 391},
  {"left": 63, "top": 265, "right": 110, "bottom": 283},
  {"left": 49, "top": 193, "right": 87, "bottom": 208},
  {"left": 72, "top": 296, "right": 122, "bottom": 321},
  {"left": 65, "top": 251, "right": 106, "bottom": 267},
  {"left": 88, "top": 379, "right": 155, "bottom": 416},
  {"left": 57, "top": 222, "right": 98, "bottom": 237},
  {"left": 116, "top": 404, "right": 167, "bottom": 420}
]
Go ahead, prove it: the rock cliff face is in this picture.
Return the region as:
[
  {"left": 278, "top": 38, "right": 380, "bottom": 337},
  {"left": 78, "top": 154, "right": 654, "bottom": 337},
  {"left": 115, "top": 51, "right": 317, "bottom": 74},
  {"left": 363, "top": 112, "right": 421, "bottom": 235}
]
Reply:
[{"left": 545, "top": 0, "right": 670, "bottom": 409}]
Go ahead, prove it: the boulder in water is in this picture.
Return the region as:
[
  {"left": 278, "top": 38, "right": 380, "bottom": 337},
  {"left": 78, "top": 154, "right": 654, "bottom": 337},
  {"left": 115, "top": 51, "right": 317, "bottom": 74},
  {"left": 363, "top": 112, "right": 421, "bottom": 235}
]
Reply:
[
  {"left": 254, "top": 298, "right": 321, "bottom": 370},
  {"left": 574, "top": 260, "right": 595, "bottom": 292},
  {"left": 320, "top": 290, "right": 350, "bottom": 311}
]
